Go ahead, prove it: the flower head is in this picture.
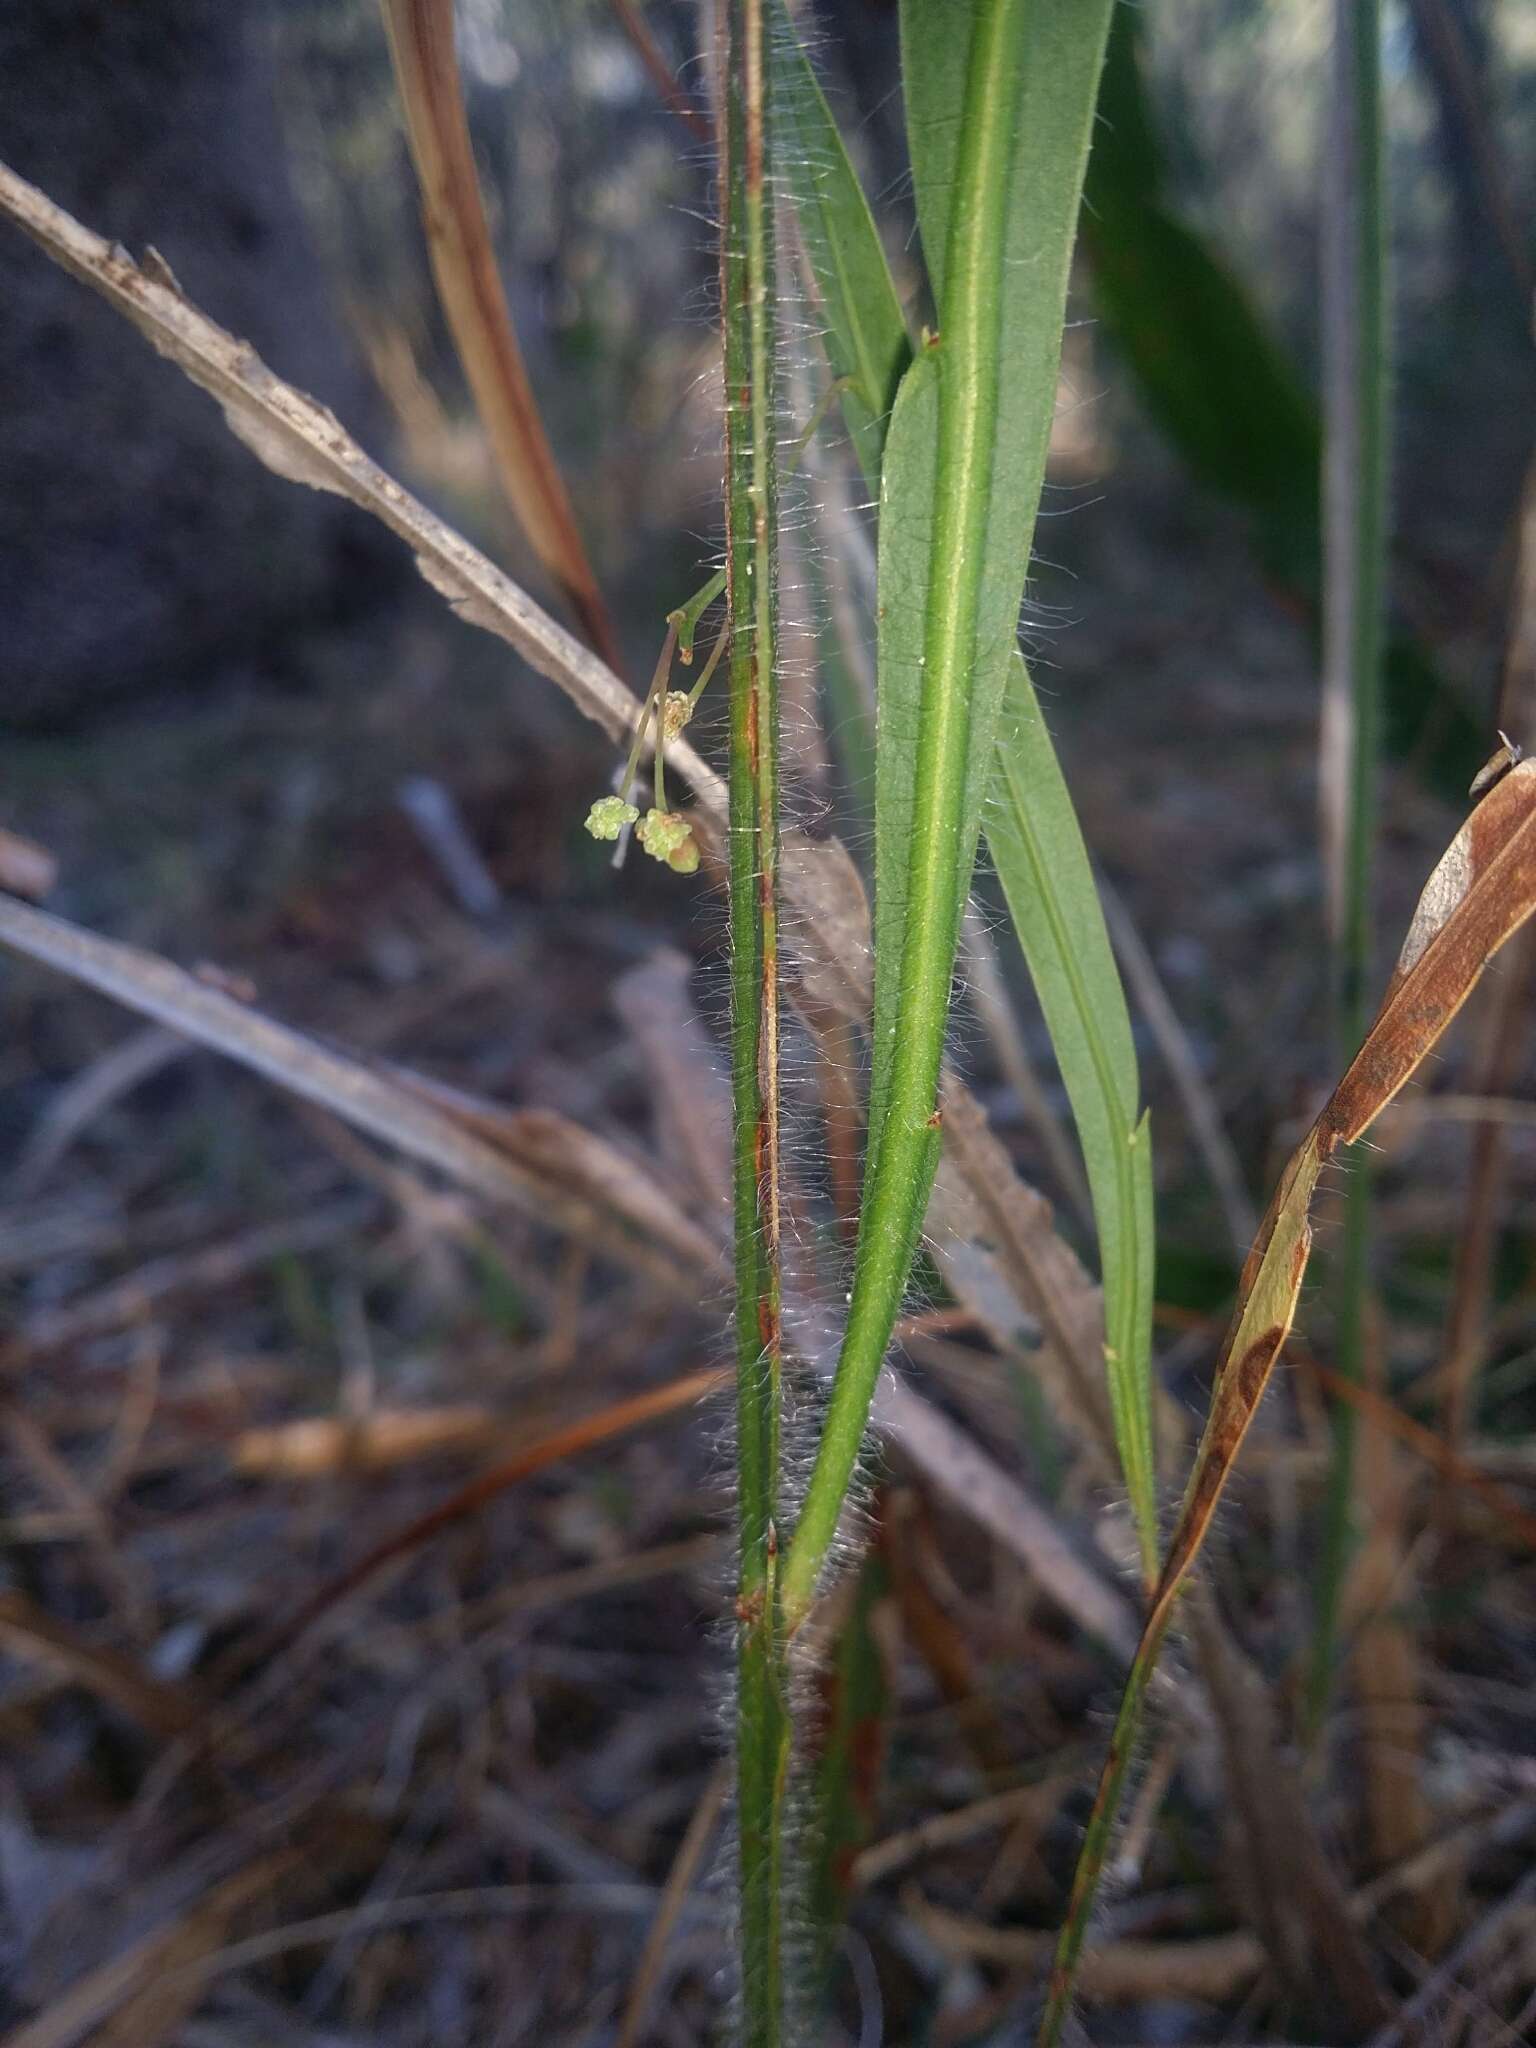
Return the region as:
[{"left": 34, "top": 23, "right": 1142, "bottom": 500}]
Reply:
[
  {"left": 636, "top": 808, "right": 700, "bottom": 874},
  {"left": 585, "top": 796, "right": 639, "bottom": 842},
  {"left": 661, "top": 691, "right": 694, "bottom": 741}
]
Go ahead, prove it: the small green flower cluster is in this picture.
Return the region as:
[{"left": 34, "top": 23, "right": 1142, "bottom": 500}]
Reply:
[{"left": 583, "top": 584, "right": 724, "bottom": 879}]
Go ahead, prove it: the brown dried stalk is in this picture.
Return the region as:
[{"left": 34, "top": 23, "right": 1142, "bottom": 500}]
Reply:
[{"left": 380, "top": 0, "right": 623, "bottom": 666}]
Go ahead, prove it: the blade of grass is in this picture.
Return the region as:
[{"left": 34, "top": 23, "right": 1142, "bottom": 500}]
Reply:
[
  {"left": 379, "top": 0, "right": 622, "bottom": 668},
  {"left": 1309, "top": 0, "right": 1391, "bottom": 1736},
  {"left": 780, "top": 0, "right": 1114, "bottom": 1636},
  {"left": 616, "top": 1761, "right": 731, "bottom": 2048},
  {"left": 1083, "top": 5, "right": 1480, "bottom": 803},
  {"left": 1039, "top": 760, "right": 1536, "bottom": 2042},
  {"left": 0, "top": 896, "right": 716, "bottom": 1287},
  {"left": 1185, "top": 1584, "right": 1389, "bottom": 2029},
  {"left": 1436, "top": 458, "right": 1536, "bottom": 1496},
  {"left": 763, "top": 16, "right": 1151, "bottom": 1521},
  {"left": 0, "top": 163, "right": 725, "bottom": 810},
  {"left": 719, "top": 1, "right": 790, "bottom": 2036},
  {"left": 987, "top": 656, "right": 1158, "bottom": 1584},
  {"left": 234, "top": 1365, "right": 728, "bottom": 1687},
  {"left": 767, "top": 0, "right": 911, "bottom": 486}
]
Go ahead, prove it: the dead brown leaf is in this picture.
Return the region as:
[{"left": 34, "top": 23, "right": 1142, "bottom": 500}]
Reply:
[{"left": 379, "top": 0, "right": 621, "bottom": 668}]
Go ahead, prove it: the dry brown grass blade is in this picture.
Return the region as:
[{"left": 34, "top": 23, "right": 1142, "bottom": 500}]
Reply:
[
  {"left": 382, "top": 1060, "right": 721, "bottom": 1272},
  {"left": 1187, "top": 1584, "right": 1389, "bottom": 2030},
  {"left": 0, "top": 162, "right": 713, "bottom": 806},
  {"left": 1298, "top": 1349, "right": 1536, "bottom": 1550},
  {"left": 0, "top": 162, "right": 1115, "bottom": 1394},
  {"left": 1435, "top": 454, "right": 1536, "bottom": 1490},
  {"left": 0, "top": 826, "right": 57, "bottom": 903},
  {"left": 1344, "top": 1333, "right": 1458, "bottom": 1959},
  {"left": 0, "top": 916, "right": 1136, "bottom": 1683},
  {"left": 910, "top": 1894, "right": 1266, "bottom": 2006},
  {"left": 0, "top": 1589, "right": 202, "bottom": 1740},
  {"left": 379, "top": 0, "right": 622, "bottom": 668},
  {"left": 934, "top": 1083, "right": 1123, "bottom": 1483},
  {"left": 882, "top": 1491, "right": 1013, "bottom": 1781},
  {"left": 1164, "top": 759, "right": 1536, "bottom": 1611},
  {"left": 230, "top": 1404, "right": 499, "bottom": 1477},
  {"left": 235, "top": 1365, "right": 728, "bottom": 1681},
  {"left": 611, "top": 0, "right": 713, "bottom": 143},
  {"left": 615, "top": 1760, "right": 730, "bottom": 2048},
  {"left": 0, "top": 1852, "right": 297, "bottom": 2048},
  {"left": 1044, "top": 762, "right": 1536, "bottom": 2038},
  {"left": 870, "top": 1377, "right": 1143, "bottom": 1667},
  {"left": 0, "top": 896, "right": 716, "bottom": 1291},
  {"left": 617, "top": 949, "right": 733, "bottom": 1214}
]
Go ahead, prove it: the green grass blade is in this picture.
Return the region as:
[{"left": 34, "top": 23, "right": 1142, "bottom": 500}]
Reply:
[
  {"left": 721, "top": 1, "right": 791, "bottom": 2036},
  {"left": 1308, "top": 0, "right": 1390, "bottom": 1737},
  {"left": 1082, "top": 6, "right": 1321, "bottom": 583},
  {"left": 769, "top": 2, "right": 1152, "bottom": 1568},
  {"left": 1081, "top": 5, "right": 1479, "bottom": 799},
  {"left": 780, "top": 0, "right": 1114, "bottom": 1634},
  {"left": 768, "top": 0, "right": 911, "bottom": 486},
  {"left": 987, "top": 656, "right": 1158, "bottom": 1583}
]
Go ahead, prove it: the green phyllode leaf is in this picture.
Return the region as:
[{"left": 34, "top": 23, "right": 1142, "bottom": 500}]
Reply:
[
  {"left": 987, "top": 656, "right": 1158, "bottom": 1580},
  {"left": 768, "top": 0, "right": 912, "bottom": 486}
]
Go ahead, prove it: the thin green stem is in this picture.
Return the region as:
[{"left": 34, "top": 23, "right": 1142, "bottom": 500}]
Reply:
[
  {"left": 1310, "top": 0, "right": 1388, "bottom": 1734},
  {"left": 721, "top": 0, "right": 789, "bottom": 2036},
  {"left": 688, "top": 619, "right": 730, "bottom": 707},
  {"left": 618, "top": 620, "right": 679, "bottom": 803},
  {"left": 781, "top": 0, "right": 1026, "bottom": 1634},
  {"left": 1038, "top": 1609, "right": 1172, "bottom": 2045},
  {"left": 1309, "top": 1154, "right": 1371, "bottom": 1729}
]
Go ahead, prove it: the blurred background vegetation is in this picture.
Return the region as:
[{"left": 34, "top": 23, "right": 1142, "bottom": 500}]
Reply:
[{"left": 1, "top": 2, "right": 1535, "bottom": 2042}]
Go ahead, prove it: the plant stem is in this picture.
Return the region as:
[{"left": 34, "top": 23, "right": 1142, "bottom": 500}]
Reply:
[
  {"left": 720, "top": 0, "right": 789, "bottom": 2035},
  {"left": 1310, "top": 0, "right": 1389, "bottom": 1733},
  {"left": 780, "top": 0, "right": 1030, "bottom": 1634}
]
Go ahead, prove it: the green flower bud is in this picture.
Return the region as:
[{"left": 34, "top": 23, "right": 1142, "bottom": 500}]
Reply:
[
  {"left": 585, "top": 796, "right": 639, "bottom": 842},
  {"left": 636, "top": 808, "right": 700, "bottom": 874}
]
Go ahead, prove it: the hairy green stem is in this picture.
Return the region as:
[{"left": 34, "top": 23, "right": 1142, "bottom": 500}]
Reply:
[{"left": 721, "top": 0, "right": 789, "bottom": 2036}]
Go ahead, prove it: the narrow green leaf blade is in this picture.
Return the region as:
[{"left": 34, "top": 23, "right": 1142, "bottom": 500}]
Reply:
[
  {"left": 987, "top": 656, "right": 1158, "bottom": 1577},
  {"left": 1080, "top": 6, "right": 1479, "bottom": 797},
  {"left": 782, "top": 0, "right": 1115, "bottom": 1631},
  {"left": 768, "top": 0, "right": 912, "bottom": 485},
  {"left": 898, "top": 0, "right": 1116, "bottom": 925},
  {"left": 864, "top": 342, "right": 938, "bottom": 1172}
]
